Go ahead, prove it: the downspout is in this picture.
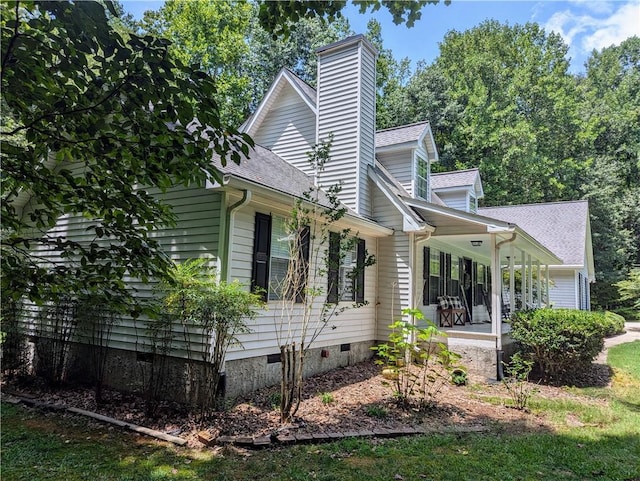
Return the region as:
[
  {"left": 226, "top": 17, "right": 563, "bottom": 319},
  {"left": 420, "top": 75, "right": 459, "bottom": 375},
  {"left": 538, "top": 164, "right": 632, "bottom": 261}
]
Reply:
[
  {"left": 410, "top": 229, "right": 432, "bottom": 336},
  {"left": 223, "top": 189, "right": 252, "bottom": 282},
  {"left": 494, "top": 232, "right": 517, "bottom": 380}
]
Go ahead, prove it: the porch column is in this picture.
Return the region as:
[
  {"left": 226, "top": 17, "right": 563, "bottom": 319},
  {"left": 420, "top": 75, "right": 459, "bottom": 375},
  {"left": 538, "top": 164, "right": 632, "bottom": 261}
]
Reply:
[
  {"left": 509, "top": 246, "right": 515, "bottom": 316},
  {"left": 545, "top": 264, "right": 550, "bottom": 307},
  {"left": 490, "top": 234, "right": 501, "bottom": 349},
  {"left": 521, "top": 250, "right": 526, "bottom": 311},
  {"left": 536, "top": 261, "right": 541, "bottom": 308},
  {"left": 527, "top": 254, "right": 533, "bottom": 307}
]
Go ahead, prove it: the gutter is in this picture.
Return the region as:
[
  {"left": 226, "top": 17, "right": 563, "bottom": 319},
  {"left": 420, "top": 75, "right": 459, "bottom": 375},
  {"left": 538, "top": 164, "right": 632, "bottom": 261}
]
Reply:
[{"left": 223, "top": 189, "right": 252, "bottom": 282}]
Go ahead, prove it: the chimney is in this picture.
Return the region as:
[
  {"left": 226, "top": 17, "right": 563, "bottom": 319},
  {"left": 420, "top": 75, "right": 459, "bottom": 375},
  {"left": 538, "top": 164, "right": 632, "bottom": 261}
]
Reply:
[{"left": 316, "top": 35, "right": 377, "bottom": 217}]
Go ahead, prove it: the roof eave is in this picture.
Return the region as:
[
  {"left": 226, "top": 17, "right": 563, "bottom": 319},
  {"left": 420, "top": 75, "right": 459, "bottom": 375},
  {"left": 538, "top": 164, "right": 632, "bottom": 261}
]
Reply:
[{"left": 214, "top": 175, "right": 393, "bottom": 237}]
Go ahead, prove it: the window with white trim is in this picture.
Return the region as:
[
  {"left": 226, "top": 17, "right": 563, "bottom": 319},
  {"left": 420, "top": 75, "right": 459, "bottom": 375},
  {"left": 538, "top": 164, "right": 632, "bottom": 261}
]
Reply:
[{"left": 415, "top": 154, "right": 428, "bottom": 200}]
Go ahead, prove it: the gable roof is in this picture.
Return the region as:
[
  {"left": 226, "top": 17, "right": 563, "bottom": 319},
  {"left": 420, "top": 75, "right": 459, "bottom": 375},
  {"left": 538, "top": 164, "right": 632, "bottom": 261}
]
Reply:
[
  {"left": 479, "top": 200, "right": 592, "bottom": 269},
  {"left": 241, "top": 68, "right": 316, "bottom": 135},
  {"left": 375, "top": 122, "right": 430, "bottom": 149},
  {"left": 210, "top": 145, "right": 392, "bottom": 237},
  {"left": 431, "top": 167, "right": 481, "bottom": 189}
]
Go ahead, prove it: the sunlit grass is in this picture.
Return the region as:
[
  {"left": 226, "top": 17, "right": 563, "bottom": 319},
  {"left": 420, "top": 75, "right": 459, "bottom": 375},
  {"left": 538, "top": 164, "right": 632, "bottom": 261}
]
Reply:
[{"left": 2, "top": 341, "right": 639, "bottom": 481}]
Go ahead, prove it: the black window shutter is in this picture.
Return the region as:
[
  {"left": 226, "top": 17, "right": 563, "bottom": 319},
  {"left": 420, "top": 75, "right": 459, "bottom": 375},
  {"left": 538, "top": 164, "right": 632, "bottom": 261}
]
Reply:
[
  {"left": 355, "top": 239, "right": 366, "bottom": 303},
  {"left": 423, "top": 247, "right": 430, "bottom": 305},
  {"left": 252, "top": 213, "right": 271, "bottom": 301},
  {"left": 439, "top": 251, "right": 446, "bottom": 297},
  {"left": 294, "top": 226, "right": 311, "bottom": 303},
  {"left": 473, "top": 261, "right": 479, "bottom": 305},
  {"left": 327, "top": 232, "right": 340, "bottom": 303}
]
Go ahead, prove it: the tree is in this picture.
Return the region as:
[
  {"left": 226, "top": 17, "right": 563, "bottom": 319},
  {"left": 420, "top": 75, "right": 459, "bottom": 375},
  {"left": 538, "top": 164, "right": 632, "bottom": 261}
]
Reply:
[
  {"left": 274, "top": 139, "right": 375, "bottom": 422},
  {"left": 615, "top": 269, "right": 640, "bottom": 310},
  {"left": 1, "top": 0, "right": 252, "bottom": 312},
  {"left": 579, "top": 37, "right": 640, "bottom": 308},
  {"left": 257, "top": 0, "right": 448, "bottom": 38},
  {"left": 423, "top": 21, "right": 586, "bottom": 205},
  {"left": 137, "top": 0, "right": 253, "bottom": 127},
  {"left": 244, "top": 9, "right": 351, "bottom": 111}
]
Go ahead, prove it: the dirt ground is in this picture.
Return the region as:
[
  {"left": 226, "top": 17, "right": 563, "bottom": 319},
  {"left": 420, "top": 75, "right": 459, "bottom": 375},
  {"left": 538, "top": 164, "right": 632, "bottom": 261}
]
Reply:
[{"left": 2, "top": 355, "right": 615, "bottom": 448}]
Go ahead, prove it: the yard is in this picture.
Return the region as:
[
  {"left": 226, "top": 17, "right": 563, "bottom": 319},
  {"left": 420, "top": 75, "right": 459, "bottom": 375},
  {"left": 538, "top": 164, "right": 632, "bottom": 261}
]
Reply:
[{"left": 2, "top": 340, "right": 639, "bottom": 481}]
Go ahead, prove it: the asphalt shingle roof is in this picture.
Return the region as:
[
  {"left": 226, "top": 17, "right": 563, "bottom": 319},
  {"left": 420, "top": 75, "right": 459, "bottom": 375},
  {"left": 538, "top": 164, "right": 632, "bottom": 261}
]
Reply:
[
  {"left": 375, "top": 122, "right": 429, "bottom": 148},
  {"left": 431, "top": 169, "right": 480, "bottom": 190},
  {"left": 479, "top": 201, "right": 589, "bottom": 265},
  {"left": 213, "top": 145, "right": 355, "bottom": 214}
]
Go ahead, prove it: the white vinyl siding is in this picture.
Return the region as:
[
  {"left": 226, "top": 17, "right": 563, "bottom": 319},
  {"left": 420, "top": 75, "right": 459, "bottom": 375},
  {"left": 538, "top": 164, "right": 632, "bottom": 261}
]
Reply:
[
  {"left": 252, "top": 83, "right": 316, "bottom": 176},
  {"left": 317, "top": 39, "right": 376, "bottom": 217},
  {"left": 548, "top": 269, "right": 579, "bottom": 309},
  {"left": 435, "top": 191, "right": 468, "bottom": 212},
  {"left": 377, "top": 150, "right": 412, "bottom": 194},
  {"left": 372, "top": 186, "right": 411, "bottom": 340},
  {"left": 24, "top": 186, "right": 224, "bottom": 356},
  {"left": 226, "top": 199, "right": 378, "bottom": 361}
]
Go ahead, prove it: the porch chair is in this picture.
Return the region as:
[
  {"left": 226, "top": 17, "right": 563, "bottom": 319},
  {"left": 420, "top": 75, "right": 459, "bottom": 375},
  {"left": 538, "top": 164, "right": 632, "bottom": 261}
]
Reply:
[{"left": 437, "top": 296, "right": 467, "bottom": 327}]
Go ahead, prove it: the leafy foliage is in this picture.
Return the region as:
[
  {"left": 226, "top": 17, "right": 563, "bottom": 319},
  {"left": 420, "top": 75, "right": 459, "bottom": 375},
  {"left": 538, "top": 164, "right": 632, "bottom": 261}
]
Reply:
[
  {"left": 137, "top": 0, "right": 253, "bottom": 127},
  {"left": 510, "top": 309, "right": 607, "bottom": 383},
  {"left": 502, "top": 353, "right": 537, "bottom": 410},
  {"left": 372, "top": 308, "right": 462, "bottom": 409},
  {"left": 601, "top": 311, "right": 627, "bottom": 337},
  {"left": 159, "top": 258, "right": 262, "bottom": 414},
  {"left": 1, "top": 0, "right": 252, "bottom": 313},
  {"left": 257, "top": 0, "right": 448, "bottom": 38}
]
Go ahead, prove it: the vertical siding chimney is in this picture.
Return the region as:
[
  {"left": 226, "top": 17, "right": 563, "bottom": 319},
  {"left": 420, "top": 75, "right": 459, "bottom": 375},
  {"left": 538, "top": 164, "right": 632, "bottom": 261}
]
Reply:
[{"left": 316, "top": 35, "right": 377, "bottom": 217}]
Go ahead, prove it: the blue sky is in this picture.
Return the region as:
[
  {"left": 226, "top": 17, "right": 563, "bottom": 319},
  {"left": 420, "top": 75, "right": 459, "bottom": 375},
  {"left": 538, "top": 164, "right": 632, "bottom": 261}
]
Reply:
[{"left": 121, "top": 1, "right": 640, "bottom": 74}]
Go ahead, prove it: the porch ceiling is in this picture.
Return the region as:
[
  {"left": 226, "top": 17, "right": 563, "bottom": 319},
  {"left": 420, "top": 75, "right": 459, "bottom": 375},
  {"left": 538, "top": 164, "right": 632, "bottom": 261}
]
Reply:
[{"left": 408, "top": 201, "right": 561, "bottom": 265}]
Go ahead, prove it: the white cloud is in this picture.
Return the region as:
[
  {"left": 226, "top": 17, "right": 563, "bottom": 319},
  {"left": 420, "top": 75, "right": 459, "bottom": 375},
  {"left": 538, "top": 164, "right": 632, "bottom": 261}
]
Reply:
[
  {"left": 581, "top": 2, "right": 640, "bottom": 51},
  {"left": 544, "top": 1, "right": 640, "bottom": 55},
  {"left": 568, "top": 0, "right": 614, "bottom": 15}
]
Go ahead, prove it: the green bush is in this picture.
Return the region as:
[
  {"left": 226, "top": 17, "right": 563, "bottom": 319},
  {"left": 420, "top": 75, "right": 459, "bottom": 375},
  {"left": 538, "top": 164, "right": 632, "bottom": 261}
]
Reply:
[
  {"left": 510, "top": 309, "right": 607, "bottom": 382},
  {"left": 601, "top": 311, "right": 626, "bottom": 336},
  {"left": 613, "top": 307, "right": 640, "bottom": 322}
]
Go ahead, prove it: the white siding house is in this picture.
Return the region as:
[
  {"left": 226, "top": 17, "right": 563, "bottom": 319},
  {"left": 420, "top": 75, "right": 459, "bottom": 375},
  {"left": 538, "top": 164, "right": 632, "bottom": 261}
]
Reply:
[{"left": 19, "top": 34, "right": 595, "bottom": 399}]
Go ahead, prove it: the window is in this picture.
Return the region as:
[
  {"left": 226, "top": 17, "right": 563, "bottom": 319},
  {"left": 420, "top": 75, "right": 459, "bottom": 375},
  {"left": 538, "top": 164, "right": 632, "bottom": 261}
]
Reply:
[
  {"left": 469, "top": 194, "right": 477, "bottom": 213},
  {"left": 269, "top": 215, "right": 291, "bottom": 301},
  {"left": 415, "top": 154, "right": 428, "bottom": 200},
  {"left": 449, "top": 256, "right": 460, "bottom": 297},
  {"left": 251, "top": 213, "right": 309, "bottom": 302},
  {"left": 423, "top": 247, "right": 443, "bottom": 305},
  {"left": 328, "top": 233, "right": 365, "bottom": 303},
  {"left": 475, "top": 263, "right": 484, "bottom": 306}
]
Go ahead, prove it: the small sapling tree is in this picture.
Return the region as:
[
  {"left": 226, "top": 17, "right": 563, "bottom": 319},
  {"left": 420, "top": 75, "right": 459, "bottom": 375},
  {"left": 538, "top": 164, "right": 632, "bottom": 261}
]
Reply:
[
  {"left": 160, "top": 259, "right": 262, "bottom": 418},
  {"left": 272, "top": 138, "right": 375, "bottom": 423},
  {"left": 372, "top": 308, "right": 462, "bottom": 409}
]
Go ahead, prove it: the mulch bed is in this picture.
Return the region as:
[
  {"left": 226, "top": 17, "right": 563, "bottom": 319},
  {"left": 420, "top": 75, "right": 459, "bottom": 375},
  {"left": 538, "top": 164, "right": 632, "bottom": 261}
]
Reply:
[{"left": 2, "top": 359, "right": 609, "bottom": 448}]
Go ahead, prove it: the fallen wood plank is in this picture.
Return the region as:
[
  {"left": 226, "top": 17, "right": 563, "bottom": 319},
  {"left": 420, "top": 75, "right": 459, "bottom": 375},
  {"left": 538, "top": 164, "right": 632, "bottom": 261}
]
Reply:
[{"left": 11, "top": 396, "right": 187, "bottom": 446}]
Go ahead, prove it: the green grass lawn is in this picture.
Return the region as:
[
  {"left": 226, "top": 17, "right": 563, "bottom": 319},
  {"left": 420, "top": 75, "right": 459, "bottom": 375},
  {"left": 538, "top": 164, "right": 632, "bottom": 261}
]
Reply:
[{"left": 2, "top": 342, "right": 640, "bottom": 481}]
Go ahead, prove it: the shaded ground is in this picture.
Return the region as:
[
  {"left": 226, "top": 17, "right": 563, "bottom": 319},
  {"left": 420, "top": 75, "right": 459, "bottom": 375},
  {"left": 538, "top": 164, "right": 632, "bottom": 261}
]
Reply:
[{"left": 3, "top": 325, "right": 636, "bottom": 448}]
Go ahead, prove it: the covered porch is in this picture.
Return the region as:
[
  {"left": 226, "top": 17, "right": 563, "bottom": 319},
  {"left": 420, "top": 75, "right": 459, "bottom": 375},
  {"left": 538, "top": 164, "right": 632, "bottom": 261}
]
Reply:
[{"left": 406, "top": 200, "right": 562, "bottom": 378}]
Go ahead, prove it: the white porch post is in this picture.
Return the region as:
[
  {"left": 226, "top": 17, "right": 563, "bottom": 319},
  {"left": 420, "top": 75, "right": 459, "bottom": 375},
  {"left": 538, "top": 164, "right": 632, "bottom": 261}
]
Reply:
[
  {"left": 509, "top": 246, "right": 515, "bottom": 316},
  {"left": 536, "top": 261, "right": 541, "bottom": 308},
  {"left": 490, "top": 234, "right": 501, "bottom": 349},
  {"left": 520, "top": 250, "right": 526, "bottom": 311},
  {"left": 545, "top": 264, "right": 550, "bottom": 307},
  {"left": 527, "top": 254, "right": 533, "bottom": 307}
]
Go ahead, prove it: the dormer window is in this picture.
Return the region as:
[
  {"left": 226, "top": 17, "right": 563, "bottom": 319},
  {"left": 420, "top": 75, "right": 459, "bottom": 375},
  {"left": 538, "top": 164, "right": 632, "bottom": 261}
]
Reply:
[
  {"left": 415, "top": 154, "right": 428, "bottom": 200},
  {"left": 469, "top": 194, "right": 477, "bottom": 213}
]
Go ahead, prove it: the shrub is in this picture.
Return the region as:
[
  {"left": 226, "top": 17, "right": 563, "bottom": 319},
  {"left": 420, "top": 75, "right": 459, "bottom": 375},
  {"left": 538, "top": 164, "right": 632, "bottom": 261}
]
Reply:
[
  {"left": 601, "top": 311, "right": 626, "bottom": 337},
  {"left": 371, "top": 308, "right": 462, "bottom": 409},
  {"left": 510, "top": 309, "right": 607, "bottom": 382},
  {"left": 502, "top": 353, "right": 537, "bottom": 410}
]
